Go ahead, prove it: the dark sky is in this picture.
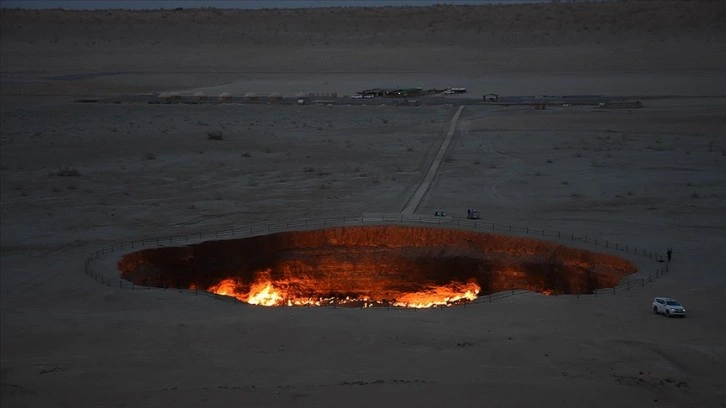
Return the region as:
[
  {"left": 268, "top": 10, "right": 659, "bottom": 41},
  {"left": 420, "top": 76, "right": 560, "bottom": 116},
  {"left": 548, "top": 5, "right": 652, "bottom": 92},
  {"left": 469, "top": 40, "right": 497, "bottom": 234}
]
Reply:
[{"left": 0, "top": 0, "right": 549, "bottom": 9}]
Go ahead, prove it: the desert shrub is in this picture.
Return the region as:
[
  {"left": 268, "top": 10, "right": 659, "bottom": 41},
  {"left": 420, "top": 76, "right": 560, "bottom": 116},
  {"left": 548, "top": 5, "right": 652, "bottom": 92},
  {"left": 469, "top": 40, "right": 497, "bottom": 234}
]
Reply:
[
  {"left": 144, "top": 152, "right": 157, "bottom": 160},
  {"left": 56, "top": 167, "right": 80, "bottom": 177},
  {"left": 207, "top": 131, "right": 224, "bottom": 141}
]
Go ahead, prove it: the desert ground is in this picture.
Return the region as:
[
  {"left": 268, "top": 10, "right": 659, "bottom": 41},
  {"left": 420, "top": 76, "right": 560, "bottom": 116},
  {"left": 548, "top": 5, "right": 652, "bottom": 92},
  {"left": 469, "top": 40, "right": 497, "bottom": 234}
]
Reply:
[{"left": 2, "top": 1, "right": 726, "bottom": 407}]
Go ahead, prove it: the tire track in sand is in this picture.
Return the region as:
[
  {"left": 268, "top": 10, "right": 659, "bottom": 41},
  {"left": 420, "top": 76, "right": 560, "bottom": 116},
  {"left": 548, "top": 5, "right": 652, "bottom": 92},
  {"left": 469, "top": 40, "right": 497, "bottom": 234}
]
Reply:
[{"left": 459, "top": 113, "right": 523, "bottom": 205}]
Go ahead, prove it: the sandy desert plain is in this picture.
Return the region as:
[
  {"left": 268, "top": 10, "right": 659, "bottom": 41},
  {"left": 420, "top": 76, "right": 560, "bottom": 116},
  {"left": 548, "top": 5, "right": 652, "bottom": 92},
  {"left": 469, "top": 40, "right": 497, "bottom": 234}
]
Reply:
[{"left": 1, "top": 1, "right": 726, "bottom": 407}]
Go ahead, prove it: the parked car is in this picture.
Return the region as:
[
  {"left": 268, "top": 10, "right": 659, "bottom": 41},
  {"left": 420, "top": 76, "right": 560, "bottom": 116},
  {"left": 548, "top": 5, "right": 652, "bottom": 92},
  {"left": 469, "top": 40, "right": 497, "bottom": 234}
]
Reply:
[{"left": 652, "top": 297, "right": 686, "bottom": 318}]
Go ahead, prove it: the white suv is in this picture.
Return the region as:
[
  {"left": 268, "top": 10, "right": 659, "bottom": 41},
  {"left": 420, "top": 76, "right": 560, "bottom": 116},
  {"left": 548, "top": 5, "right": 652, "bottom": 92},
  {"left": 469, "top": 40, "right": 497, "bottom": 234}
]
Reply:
[{"left": 652, "top": 297, "right": 686, "bottom": 318}]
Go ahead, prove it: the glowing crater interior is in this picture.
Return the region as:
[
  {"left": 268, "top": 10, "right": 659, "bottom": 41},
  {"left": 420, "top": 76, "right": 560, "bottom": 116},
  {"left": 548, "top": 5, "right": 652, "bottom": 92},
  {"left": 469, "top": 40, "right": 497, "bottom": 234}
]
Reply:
[{"left": 117, "top": 225, "right": 637, "bottom": 308}]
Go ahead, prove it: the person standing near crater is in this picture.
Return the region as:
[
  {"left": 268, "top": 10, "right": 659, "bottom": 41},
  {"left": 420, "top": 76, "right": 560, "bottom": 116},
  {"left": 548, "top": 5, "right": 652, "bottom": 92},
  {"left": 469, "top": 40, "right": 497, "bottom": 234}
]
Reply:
[{"left": 667, "top": 248, "right": 673, "bottom": 262}]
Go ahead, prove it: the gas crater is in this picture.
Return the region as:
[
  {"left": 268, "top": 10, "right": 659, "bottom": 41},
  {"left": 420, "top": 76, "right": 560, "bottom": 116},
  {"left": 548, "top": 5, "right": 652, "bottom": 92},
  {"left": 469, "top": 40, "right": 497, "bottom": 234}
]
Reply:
[{"left": 118, "top": 225, "right": 637, "bottom": 308}]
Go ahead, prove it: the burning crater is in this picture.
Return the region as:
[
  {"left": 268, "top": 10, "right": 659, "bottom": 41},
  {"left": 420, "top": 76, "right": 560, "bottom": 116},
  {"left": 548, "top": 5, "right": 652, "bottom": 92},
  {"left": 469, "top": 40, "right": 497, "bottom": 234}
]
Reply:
[{"left": 118, "top": 225, "right": 637, "bottom": 308}]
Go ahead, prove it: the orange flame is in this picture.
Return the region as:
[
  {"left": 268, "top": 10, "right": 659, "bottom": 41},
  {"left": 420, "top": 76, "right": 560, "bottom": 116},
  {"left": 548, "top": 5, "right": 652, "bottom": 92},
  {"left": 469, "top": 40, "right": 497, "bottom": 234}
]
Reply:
[{"left": 206, "top": 273, "right": 480, "bottom": 308}]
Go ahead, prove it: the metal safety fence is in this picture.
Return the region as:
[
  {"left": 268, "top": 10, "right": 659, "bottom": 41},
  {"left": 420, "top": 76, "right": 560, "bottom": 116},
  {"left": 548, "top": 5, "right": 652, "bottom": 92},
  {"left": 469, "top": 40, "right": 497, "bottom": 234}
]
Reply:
[{"left": 84, "top": 214, "right": 670, "bottom": 307}]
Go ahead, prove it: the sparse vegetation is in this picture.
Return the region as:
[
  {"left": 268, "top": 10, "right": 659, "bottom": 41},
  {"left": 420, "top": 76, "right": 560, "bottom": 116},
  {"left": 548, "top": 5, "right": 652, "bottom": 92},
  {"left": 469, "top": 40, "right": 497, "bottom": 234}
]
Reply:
[
  {"left": 56, "top": 167, "right": 80, "bottom": 177},
  {"left": 207, "top": 130, "right": 224, "bottom": 140}
]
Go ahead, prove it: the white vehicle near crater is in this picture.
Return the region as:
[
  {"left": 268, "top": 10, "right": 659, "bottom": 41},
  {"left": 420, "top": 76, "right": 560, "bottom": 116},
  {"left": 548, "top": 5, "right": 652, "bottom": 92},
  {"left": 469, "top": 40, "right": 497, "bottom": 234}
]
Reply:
[{"left": 652, "top": 297, "right": 686, "bottom": 318}]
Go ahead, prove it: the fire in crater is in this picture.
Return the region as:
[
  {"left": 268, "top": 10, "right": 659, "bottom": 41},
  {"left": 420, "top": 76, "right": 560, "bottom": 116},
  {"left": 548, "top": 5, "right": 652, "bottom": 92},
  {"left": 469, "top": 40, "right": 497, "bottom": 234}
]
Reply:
[{"left": 118, "top": 225, "right": 636, "bottom": 308}]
